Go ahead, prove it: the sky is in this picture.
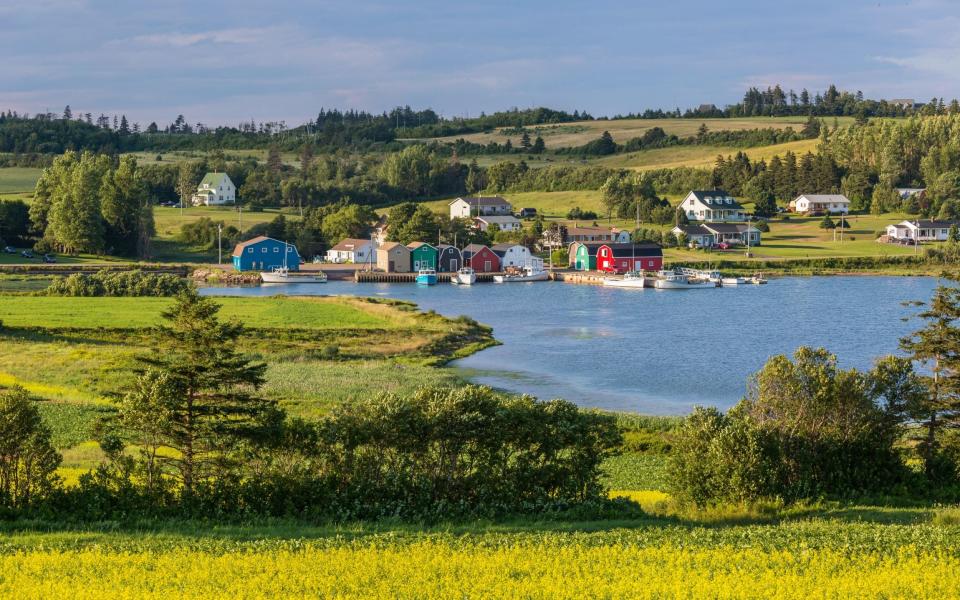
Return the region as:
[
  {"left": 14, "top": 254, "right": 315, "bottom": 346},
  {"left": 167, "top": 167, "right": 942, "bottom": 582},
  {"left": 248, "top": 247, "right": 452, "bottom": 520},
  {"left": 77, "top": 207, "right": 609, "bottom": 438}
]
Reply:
[{"left": 1, "top": 0, "right": 958, "bottom": 128}]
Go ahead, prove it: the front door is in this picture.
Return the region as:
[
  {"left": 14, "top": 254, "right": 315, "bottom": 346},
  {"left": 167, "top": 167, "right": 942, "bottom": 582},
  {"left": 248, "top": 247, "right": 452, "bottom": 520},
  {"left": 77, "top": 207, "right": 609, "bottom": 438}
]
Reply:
[
  {"left": 484, "top": 260, "right": 491, "bottom": 272},
  {"left": 389, "top": 260, "right": 395, "bottom": 272},
  {"left": 449, "top": 258, "right": 458, "bottom": 271}
]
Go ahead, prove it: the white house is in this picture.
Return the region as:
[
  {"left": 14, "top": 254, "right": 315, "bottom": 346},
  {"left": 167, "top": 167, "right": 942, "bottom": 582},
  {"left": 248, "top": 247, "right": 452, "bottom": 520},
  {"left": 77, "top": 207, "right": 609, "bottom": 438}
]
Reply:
[
  {"left": 475, "top": 215, "right": 522, "bottom": 232},
  {"left": 490, "top": 243, "right": 531, "bottom": 268},
  {"left": 449, "top": 196, "right": 513, "bottom": 219},
  {"left": 886, "top": 220, "right": 958, "bottom": 242},
  {"left": 790, "top": 194, "right": 851, "bottom": 215},
  {"left": 678, "top": 190, "right": 745, "bottom": 222},
  {"left": 896, "top": 188, "right": 926, "bottom": 201},
  {"left": 325, "top": 238, "right": 376, "bottom": 263},
  {"left": 672, "top": 223, "right": 761, "bottom": 248},
  {"left": 191, "top": 172, "right": 236, "bottom": 206}
]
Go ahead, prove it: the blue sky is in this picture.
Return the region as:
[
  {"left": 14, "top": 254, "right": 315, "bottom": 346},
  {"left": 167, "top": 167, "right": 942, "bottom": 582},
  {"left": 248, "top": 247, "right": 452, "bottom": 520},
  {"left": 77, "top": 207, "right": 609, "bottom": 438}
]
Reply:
[{"left": 1, "top": 0, "right": 957, "bottom": 127}]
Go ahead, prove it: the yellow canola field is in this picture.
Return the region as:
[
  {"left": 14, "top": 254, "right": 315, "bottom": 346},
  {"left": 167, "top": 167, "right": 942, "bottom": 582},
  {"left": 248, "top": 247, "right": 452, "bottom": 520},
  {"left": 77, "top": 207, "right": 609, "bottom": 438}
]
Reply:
[{"left": 4, "top": 542, "right": 957, "bottom": 599}]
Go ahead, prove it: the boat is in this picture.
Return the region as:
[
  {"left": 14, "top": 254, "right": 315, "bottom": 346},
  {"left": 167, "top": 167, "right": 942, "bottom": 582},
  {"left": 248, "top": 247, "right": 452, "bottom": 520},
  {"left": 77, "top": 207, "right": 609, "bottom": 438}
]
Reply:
[
  {"left": 749, "top": 273, "right": 768, "bottom": 285},
  {"left": 654, "top": 269, "right": 716, "bottom": 290},
  {"left": 721, "top": 276, "right": 747, "bottom": 286},
  {"left": 451, "top": 266, "right": 477, "bottom": 285},
  {"left": 415, "top": 268, "right": 438, "bottom": 285},
  {"left": 260, "top": 266, "right": 327, "bottom": 284},
  {"left": 493, "top": 261, "right": 548, "bottom": 283},
  {"left": 603, "top": 271, "right": 647, "bottom": 289}
]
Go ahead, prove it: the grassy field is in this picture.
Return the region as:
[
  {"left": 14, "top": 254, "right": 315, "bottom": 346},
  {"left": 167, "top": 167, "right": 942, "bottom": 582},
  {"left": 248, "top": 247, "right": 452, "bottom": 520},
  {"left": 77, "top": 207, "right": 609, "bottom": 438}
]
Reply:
[
  {"left": 0, "top": 167, "right": 42, "bottom": 193},
  {"left": 418, "top": 116, "right": 847, "bottom": 148},
  {"left": 597, "top": 138, "right": 821, "bottom": 171}
]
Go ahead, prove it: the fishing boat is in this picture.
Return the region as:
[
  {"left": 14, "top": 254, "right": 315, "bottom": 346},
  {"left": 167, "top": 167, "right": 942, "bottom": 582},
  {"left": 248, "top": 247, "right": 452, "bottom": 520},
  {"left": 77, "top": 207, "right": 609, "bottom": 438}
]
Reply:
[
  {"left": 260, "top": 266, "right": 327, "bottom": 284},
  {"left": 721, "top": 276, "right": 747, "bottom": 286},
  {"left": 603, "top": 271, "right": 647, "bottom": 289},
  {"left": 749, "top": 272, "right": 768, "bottom": 285},
  {"left": 451, "top": 266, "right": 477, "bottom": 285},
  {"left": 654, "top": 269, "right": 715, "bottom": 290},
  {"left": 493, "top": 260, "right": 548, "bottom": 283},
  {"left": 415, "top": 268, "right": 438, "bottom": 285}
]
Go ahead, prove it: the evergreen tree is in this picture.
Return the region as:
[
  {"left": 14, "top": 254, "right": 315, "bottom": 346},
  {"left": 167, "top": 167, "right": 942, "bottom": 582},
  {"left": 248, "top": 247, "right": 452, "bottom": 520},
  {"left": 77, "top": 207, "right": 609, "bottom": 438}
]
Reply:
[
  {"left": 0, "top": 387, "right": 61, "bottom": 510},
  {"left": 520, "top": 131, "right": 531, "bottom": 151},
  {"left": 62, "top": 105, "right": 72, "bottom": 120},
  {"left": 266, "top": 145, "right": 283, "bottom": 174},
  {"left": 118, "top": 115, "right": 130, "bottom": 135},
  {"left": 532, "top": 136, "right": 545, "bottom": 154}
]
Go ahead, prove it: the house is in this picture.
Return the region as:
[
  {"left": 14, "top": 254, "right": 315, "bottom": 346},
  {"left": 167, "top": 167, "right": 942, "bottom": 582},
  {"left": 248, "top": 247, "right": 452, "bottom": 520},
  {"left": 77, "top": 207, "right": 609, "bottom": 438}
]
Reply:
[
  {"left": 596, "top": 243, "right": 663, "bottom": 273},
  {"left": 885, "top": 220, "right": 958, "bottom": 242},
  {"left": 672, "top": 223, "right": 761, "bottom": 248},
  {"left": 548, "top": 225, "right": 630, "bottom": 246},
  {"left": 790, "top": 194, "right": 850, "bottom": 215},
  {"left": 232, "top": 236, "right": 300, "bottom": 272},
  {"left": 325, "top": 238, "right": 375, "bottom": 264},
  {"left": 407, "top": 242, "right": 439, "bottom": 271},
  {"left": 462, "top": 244, "right": 500, "bottom": 272},
  {"left": 490, "top": 243, "right": 531, "bottom": 268},
  {"left": 191, "top": 172, "right": 236, "bottom": 206},
  {"left": 436, "top": 245, "right": 463, "bottom": 272},
  {"left": 474, "top": 215, "right": 522, "bottom": 232},
  {"left": 896, "top": 188, "right": 926, "bottom": 201},
  {"left": 376, "top": 242, "right": 411, "bottom": 272},
  {"left": 569, "top": 242, "right": 603, "bottom": 270},
  {"left": 449, "top": 196, "right": 513, "bottom": 219},
  {"left": 889, "top": 99, "right": 924, "bottom": 110},
  {"left": 678, "top": 190, "right": 745, "bottom": 222}
]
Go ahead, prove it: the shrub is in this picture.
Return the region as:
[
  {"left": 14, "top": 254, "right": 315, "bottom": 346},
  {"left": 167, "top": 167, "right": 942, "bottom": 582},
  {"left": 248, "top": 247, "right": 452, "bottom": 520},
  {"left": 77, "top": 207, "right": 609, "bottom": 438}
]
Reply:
[{"left": 46, "top": 270, "right": 192, "bottom": 297}]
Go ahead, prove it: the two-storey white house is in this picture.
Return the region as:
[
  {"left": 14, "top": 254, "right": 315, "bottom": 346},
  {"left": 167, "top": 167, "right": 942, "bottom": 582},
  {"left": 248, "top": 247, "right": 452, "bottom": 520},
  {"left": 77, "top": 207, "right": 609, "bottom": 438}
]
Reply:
[
  {"left": 191, "top": 172, "right": 236, "bottom": 206},
  {"left": 886, "top": 220, "right": 958, "bottom": 242},
  {"left": 678, "top": 190, "right": 745, "bottom": 222},
  {"left": 325, "top": 238, "right": 376, "bottom": 263},
  {"left": 789, "top": 194, "right": 851, "bottom": 215},
  {"left": 449, "top": 196, "right": 513, "bottom": 219}
]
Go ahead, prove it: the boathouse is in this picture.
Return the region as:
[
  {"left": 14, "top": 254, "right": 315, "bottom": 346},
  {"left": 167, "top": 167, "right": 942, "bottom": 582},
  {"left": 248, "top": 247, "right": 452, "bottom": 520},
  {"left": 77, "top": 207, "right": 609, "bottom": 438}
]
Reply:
[
  {"left": 232, "top": 236, "right": 300, "bottom": 272},
  {"left": 462, "top": 244, "right": 500, "bottom": 273},
  {"left": 596, "top": 243, "right": 663, "bottom": 273},
  {"left": 407, "top": 242, "right": 438, "bottom": 271}
]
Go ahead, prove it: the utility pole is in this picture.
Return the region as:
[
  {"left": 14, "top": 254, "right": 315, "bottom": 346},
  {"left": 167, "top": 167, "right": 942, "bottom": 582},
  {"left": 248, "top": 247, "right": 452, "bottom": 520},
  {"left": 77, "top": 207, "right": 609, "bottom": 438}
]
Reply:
[
  {"left": 238, "top": 205, "right": 243, "bottom": 234},
  {"left": 217, "top": 223, "right": 222, "bottom": 264}
]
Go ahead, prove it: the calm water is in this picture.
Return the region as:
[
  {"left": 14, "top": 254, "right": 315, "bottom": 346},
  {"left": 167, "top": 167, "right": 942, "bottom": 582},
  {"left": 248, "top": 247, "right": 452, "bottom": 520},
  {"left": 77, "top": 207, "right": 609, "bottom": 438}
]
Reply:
[{"left": 201, "top": 277, "right": 938, "bottom": 414}]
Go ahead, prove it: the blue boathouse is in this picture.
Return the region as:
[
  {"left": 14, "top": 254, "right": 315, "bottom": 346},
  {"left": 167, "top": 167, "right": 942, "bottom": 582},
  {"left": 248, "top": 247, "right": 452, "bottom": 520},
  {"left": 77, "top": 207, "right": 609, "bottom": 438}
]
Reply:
[{"left": 232, "top": 236, "right": 301, "bottom": 271}]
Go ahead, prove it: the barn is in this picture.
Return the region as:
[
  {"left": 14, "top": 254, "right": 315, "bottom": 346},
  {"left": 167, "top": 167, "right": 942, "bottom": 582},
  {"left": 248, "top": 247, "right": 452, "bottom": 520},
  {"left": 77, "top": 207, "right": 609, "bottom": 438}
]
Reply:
[
  {"left": 490, "top": 243, "right": 531, "bottom": 268},
  {"left": 462, "top": 244, "right": 500, "bottom": 273},
  {"left": 570, "top": 242, "right": 603, "bottom": 271},
  {"left": 436, "top": 245, "right": 464, "bottom": 272},
  {"left": 596, "top": 243, "right": 663, "bottom": 273}
]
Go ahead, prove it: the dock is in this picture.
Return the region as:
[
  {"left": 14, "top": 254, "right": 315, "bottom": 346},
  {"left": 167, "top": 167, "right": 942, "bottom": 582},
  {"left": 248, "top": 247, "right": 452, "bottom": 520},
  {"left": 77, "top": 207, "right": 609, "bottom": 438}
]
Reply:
[{"left": 355, "top": 271, "right": 499, "bottom": 283}]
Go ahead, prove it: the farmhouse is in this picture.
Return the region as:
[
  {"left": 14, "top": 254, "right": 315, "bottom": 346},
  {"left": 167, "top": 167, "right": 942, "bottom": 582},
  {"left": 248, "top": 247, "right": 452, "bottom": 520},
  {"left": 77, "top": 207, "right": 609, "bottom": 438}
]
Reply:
[
  {"left": 790, "top": 194, "right": 851, "bottom": 215},
  {"left": 885, "top": 220, "right": 959, "bottom": 242},
  {"left": 325, "top": 238, "right": 375, "bottom": 264},
  {"left": 232, "top": 236, "right": 300, "bottom": 272},
  {"left": 407, "top": 242, "right": 439, "bottom": 271},
  {"left": 376, "top": 242, "right": 411, "bottom": 272},
  {"left": 678, "top": 190, "right": 745, "bottom": 222},
  {"left": 474, "top": 215, "right": 522, "bottom": 232},
  {"left": 436, "top": 245, "right": 463, "bottom": 272},
  {"left": 191, "top": 172, "right": 236, "bottom": 206},
  {"left": 449, "top": 196, "right": 513, "bottom": 219},
  {"left": 569, "top": 242, "right": 602, "bottom": 270},
  {"left": 673, "top": 223, "right": 761, "bottom": 248},
  {"left": 462, "top": 244, "right": 500, "bottom": 272},
  {"left": 490, "top": 243, "right": 531, "bottom": 268},
  {"left": 596, "top": 243, "right": 663, "bottom": 273}
]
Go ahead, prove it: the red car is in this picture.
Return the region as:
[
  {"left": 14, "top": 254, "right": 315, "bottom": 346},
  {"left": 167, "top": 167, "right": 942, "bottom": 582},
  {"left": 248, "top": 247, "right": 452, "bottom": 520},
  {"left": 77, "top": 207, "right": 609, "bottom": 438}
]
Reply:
[{"left": 716, "top": 242, "right": 731, "bottom": 250}]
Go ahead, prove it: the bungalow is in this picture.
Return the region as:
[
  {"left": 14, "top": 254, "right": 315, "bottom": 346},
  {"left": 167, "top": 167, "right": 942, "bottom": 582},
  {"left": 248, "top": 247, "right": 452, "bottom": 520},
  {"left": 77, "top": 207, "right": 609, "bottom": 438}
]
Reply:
[
  {"left": 191, "top": 172, "right": 236, "bottom": 206},
  {"left": 596, "top": 243, "right": 663, "bottom": 273},
  {"left": 490, "top": 243, "right": 531, "bottom": 268},
  {"left": 569, "top": 242, "right": 603, "bottom": 271},
  {"left": 790, "top": 194, "right": 851, "bottom": 215},
  {"left": 462, "top": 244, "right": 500, "bottom": 272},
  {"left": 886, "top": 220, "right": 959, "bottom": 242},
  {"left": 474, "top": 215, "right": 522, "bottom": 232},
  {"left": 678, "top": 190, "right": 746, "bottom": 222},
  {"left": 449, "top": 196, "right": 513, "bottom": 219},
  {"left": 436, "top": 245, "right": 463, "bottom": 272},
  {"left": 325, "top": 238, "right": 375, "bottom": 264},
  {"left": 376, "top": 242, "right": 411, "bottom": 272},
  {"left": 407, "top": 242, "right": 439, "bottom": 271},
  {"left": 673, "top": 223, "right": 761, "bottom": 248},
  {"left": 232, "top": 236, "right": 300, "bottom": 272}
]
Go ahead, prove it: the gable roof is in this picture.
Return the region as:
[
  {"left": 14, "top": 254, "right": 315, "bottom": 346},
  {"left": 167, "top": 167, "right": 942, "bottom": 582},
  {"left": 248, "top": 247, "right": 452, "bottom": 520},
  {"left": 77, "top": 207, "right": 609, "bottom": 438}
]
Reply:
[
  {"left": 231, "top": 236, "right": 297, "bottom": 257},
  {"left": 407, "top": 241, "right": 437, "bottom": 251},
  {"left": 686, "top": 190, "right": 743, "bottom": 209},
  {"left": 476, "top": 215, "right": 521, "bottom": 224},
  {"left": 602, "top": 243, "right": 663, "bottom": 258},
  {"left": 796, "top": 194, "right": 850, "bottom": 203},
  {"left": 674, "top": 223, "right": 757, "bottom": 235},
  {"left": 200, "top": 172, "right": 229, "bottom": 187},
  {"left": 330, "top": 238, "right": 372, "bottom": 252},
  {"left": 462, "top": 244, "right": 492, "bottom": 255},
  {"left": 490, "top": 243, "right": 527, "bottom": 252},
  {"left": 452, "top": 196, "right": 512, "bottom": 207},
  {"left": 573, "top": 241, "right": 606, "bottom": 256},
  {"left": 901, "top": 220, "right": 960, "bottom": 229},
  {"left": 378, "top": 241, "right": 409, "bottom": 252}
]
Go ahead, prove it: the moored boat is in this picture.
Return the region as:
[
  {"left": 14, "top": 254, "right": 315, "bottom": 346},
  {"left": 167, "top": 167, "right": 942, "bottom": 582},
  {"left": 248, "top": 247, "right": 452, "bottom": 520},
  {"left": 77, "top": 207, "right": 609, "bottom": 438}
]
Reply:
[
  {"left": 603, "top": 271, "right": 647, "bottom": 288},
  {"left": 721, "top": 276, "right": 746, "bottom": 286},
  {"left": 493, "top": 260, "right": 548, "bottom": 283},
  {"left": 260, "top": 267, "right": 327, "bottom": 284},
  {"left": 654, "top": 269, "right": 715, "bottom": 290},
  {"left": 415, "top": 268, "right": 438, "bottom": 285},
  {"left": 451, "top": 266, "right": 477, "bottom": 285}
]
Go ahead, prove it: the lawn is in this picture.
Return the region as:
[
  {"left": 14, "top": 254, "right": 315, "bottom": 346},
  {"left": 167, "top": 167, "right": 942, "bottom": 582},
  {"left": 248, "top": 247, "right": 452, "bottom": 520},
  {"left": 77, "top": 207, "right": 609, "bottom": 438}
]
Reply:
[
  {"left": 0, "top": 167, "right": 42, "bottom": 193},
  {"left": 153, "top": 205, "right": 294, "bottom": 241}
]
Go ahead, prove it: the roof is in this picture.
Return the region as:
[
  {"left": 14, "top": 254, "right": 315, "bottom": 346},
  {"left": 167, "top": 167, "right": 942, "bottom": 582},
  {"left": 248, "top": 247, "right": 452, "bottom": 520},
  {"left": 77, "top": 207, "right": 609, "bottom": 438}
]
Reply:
[
  {"left": 462, "top": 244, "right": 492, "bottom": 255},
  {"left": 330, "top": 238, "right": 372, "bottom": 252},
  {"left": 407, "top": 241, "right": 437, "bottom": 251},
  {"left": 476, "top": 215, "right": 520, "bottom": 224},
  {"left": 490, "top": 243, "right": 527, "bottom": 252},
  {"left": 451, "top": 196, "right": 512, "bottom": 207},
  {"left": 796, "top": 194, "right": 851, "bottom": 203},
  {"left": 572, "top": 241, "right": 606, "bottom": 256},
  {"left": 604, "top": 243, "right": 663, "bottom": 258},
  {"left": 378, "top": 241, "right": 409, "bottom": 252},
  {"left": 231, "top": 236, "right": 296, "bottom": 257},
  {"left": 674, "top": 225, "right": 711, "bottom": 236},
  {"left": 437, "top": 244, "right": 461, "bottom": 254},
  {"left": 199, "top": 172, "right": 229, "bottom": 187},
  {"left": 565, "top": 226, "right": 618, "bottom": 236},
  {"left": 674, "top": 224, "right": 757, "bottom": 235},
  {"left": 902, "top": 220, "right": 960, "bottom": 228},
  {"left": 687, "top": 190, "right": 743, "bottom": 209}
]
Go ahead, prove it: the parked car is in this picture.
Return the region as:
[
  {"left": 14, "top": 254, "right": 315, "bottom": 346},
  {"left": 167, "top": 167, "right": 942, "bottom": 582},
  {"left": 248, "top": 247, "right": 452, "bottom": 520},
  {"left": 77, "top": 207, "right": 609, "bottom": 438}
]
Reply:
[
  {"left": 20, "top": 249, "right": 34, "bottom": 258},
  {"left": 42, "top": 254, "right": 57, "bottom": 263},
  {"left": 716, "top": 242, "right": 731, "bottom": 250},
  {"left": 3, "top": 246, "right": 16, "bottom": 254}
]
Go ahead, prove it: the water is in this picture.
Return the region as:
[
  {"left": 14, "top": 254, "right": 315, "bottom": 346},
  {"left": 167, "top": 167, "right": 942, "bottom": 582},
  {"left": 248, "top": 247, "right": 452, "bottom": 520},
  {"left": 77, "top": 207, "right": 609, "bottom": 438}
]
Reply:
[{"left": 201, "top": 276, "right": 938, "bottom": 414}]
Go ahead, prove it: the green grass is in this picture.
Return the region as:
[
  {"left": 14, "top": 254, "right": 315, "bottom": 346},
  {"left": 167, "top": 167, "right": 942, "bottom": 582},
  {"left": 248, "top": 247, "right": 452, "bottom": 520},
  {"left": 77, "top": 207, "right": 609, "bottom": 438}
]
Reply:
[
  {"left": 596, "top": 138, "right": 821, "bottom": 171},
  {"left": 0, "top": 295, "right": 395, "bottom": 329},
  {"left": 601, "top": 453, "right": 670, "bottom": 491},
  {"left": 0, "top": 167, "right": 42, "bottom": 193}
]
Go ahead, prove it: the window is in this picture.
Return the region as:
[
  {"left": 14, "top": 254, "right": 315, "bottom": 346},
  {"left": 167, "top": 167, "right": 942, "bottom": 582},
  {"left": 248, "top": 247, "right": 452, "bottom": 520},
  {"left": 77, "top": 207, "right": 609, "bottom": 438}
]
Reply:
[
  {"left": 247, "top": 248, "right": 253, "bottom": 254},
  {"left": 726, "top": 198, "right": 732, "bottom": 205},
  {"left": 287, "top": 247, "right": 293, "bottom": 252},
  {"left": 705, "top": 198, "right": 712, "bottom": 204},
  {"left": 648, "top": 260, "right": 654, "bottom": 267},
  {"left": 261, "top": 248, "right": 267, "bottom": 253}
]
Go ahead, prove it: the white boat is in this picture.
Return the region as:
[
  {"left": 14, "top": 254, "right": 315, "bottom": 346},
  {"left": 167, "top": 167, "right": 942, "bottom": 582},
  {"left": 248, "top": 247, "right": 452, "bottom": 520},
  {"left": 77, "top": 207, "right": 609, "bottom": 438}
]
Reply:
[
  {"left": 260, "top": 267, "right": 327, "bottom": 284},
  {"left": 603, "top": 271, "right": 647, "bottom": 289},
  {"left": 750, "top": 273, "right": 768, "bottom": 285},
  {"left": 654, "top": 269, "right": 715, "bottom": 290},
  {"left": 721, "top": 277, "right": 747, "bottom": 286},
  {"left": 452, "top": 267, "right": 477, "bottom": 285},
  {"left": 494, "top": 264, "right": 548, "bottom": 283}
]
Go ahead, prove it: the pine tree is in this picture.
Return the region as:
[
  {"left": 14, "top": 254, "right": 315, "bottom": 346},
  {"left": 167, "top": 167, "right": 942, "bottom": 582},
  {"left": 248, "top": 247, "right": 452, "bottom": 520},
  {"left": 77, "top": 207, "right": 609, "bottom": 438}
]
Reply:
[
  {"left": 532, "top": 136, "right": 545, "bottom": 154},
  {"left": 266, "top": 145, "right": 283, "bottom": 174},
  {"left": 62, "top": 105, "right": 72, "bottom": 120},
  {"left": 520, "top": 131, "right": 531, "bottom": 151},
  {"left": 118, "top": 115, "right": 130, "bottom": 135}
]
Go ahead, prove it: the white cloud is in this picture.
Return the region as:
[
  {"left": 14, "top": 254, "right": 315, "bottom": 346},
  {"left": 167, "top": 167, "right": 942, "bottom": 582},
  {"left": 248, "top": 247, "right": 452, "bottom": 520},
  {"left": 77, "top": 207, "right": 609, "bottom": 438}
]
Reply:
[{"left": 130, "top": 27, "right": 282, "bottom": 48}]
